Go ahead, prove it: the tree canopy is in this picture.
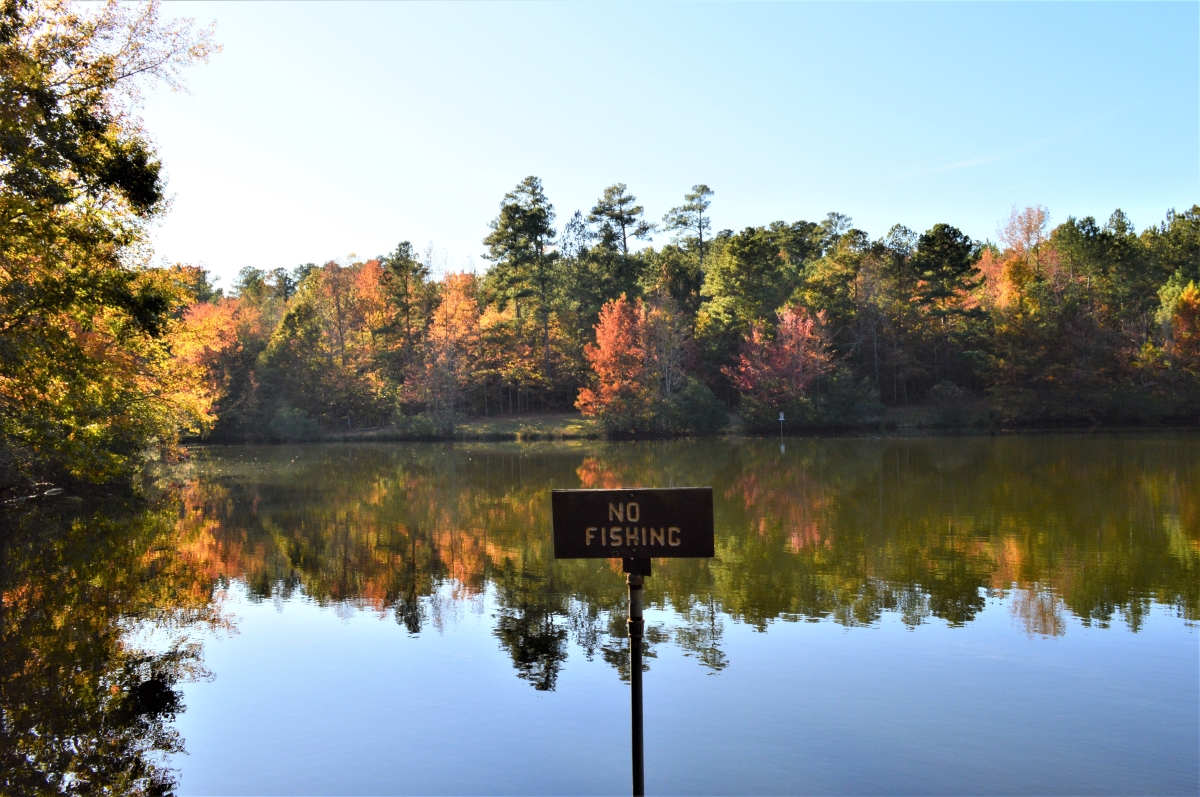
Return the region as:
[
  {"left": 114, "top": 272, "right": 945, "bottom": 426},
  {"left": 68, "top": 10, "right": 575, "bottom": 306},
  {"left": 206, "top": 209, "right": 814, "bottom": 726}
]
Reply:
[
  {"left": 2, "top": 4, "right": 1196, "bottom": 494},
  {"left": 0, "top": 0, "right": 217, "bottom": 490}
]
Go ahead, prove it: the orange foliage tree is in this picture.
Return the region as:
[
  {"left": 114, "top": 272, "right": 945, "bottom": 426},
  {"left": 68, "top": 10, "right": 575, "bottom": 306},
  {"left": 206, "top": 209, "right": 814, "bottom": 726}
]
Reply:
[
  {"left": 170, "top": 297, "right": 265, "bottom": 432},
  {"left": 404, "top": 273, "right": 481, "bottom": 422},
  {"left": 1166, "top": 282, "right": 1200, "bottom": 376},
  {"left": 576, "top": 295, "right": 722, "bottom": 435},
  {"left": 479, "top": 305, "right": 553, "bottom": 415},
  {"left": 0, "top": 0, "right": 217, "bottom": 487},
  {"left": 576, "top": 295, "right": 649, "bottom": 432}
]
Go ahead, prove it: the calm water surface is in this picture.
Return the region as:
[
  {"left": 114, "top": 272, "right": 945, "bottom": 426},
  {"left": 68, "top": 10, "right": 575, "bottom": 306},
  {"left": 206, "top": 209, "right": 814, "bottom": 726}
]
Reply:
[{"left": 4, "top": 434, "right": 1197, "bottom": 795}]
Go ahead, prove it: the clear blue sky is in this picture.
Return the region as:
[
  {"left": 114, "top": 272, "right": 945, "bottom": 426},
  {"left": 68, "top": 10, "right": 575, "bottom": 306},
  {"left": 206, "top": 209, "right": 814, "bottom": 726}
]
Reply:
[{"left": 141, "top": 2, "right": 1199, "bottom": 287}]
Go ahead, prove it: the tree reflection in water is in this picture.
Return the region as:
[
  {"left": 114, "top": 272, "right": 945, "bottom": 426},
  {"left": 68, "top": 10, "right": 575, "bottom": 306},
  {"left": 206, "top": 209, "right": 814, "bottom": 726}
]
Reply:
[
  {"left": 2, "top": 435, "right": 1195, "bottom": 789},
  {"left": 493, "top": 567, "right": 568, "bottom": 691},
  {"left": 169, "top": 435, "right": 1196, "bottom": 689},
  {"left": 1, "top": 494, "right": 226, "bottom": 796}
]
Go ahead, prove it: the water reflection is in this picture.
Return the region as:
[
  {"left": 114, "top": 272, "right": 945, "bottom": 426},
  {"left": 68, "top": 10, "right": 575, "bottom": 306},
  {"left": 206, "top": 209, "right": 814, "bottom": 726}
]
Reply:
[
  {"left": 171, "top": 435, "right": 1197, "bottom": 685},
  {"left": 1, "top": 497, "right": 224, "bottom": 795},
  {"left": 2, "top": 434, "right": 1196, "bottom": 791}
]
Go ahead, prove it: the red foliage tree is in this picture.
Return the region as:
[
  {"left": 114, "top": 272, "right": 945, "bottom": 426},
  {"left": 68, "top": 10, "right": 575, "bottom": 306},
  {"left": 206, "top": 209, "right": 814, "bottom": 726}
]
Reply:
[{"left": 724, "top": 305, "right": 833, "bottom": 424}]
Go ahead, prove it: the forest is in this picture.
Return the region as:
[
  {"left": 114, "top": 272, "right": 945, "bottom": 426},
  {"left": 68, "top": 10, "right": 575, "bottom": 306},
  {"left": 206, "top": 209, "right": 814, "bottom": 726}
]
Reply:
[
  {"left": 1, "top": 0, "right": 1198, "bottom": 492},
  {"left": 177, "top": 186, "right": 1200, "bottom": 447}
]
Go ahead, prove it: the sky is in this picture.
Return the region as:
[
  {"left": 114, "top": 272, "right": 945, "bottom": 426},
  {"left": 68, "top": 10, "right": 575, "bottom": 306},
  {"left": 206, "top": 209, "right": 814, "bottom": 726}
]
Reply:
[{"left": 139, "top": 1, "right": 1199, "bottom": 288}]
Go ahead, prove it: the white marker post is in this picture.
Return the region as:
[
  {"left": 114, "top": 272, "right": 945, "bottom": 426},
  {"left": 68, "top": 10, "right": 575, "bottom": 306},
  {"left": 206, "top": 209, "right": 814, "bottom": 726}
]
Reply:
[{"left": 779, "top": 411, "right": 785, "bottom": 441}]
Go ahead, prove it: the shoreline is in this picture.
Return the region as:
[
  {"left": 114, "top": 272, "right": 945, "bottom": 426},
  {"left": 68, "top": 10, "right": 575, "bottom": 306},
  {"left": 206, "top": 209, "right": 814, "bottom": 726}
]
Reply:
[{"left": 191, "top": 408, "right": 1200, "bottom": 446}]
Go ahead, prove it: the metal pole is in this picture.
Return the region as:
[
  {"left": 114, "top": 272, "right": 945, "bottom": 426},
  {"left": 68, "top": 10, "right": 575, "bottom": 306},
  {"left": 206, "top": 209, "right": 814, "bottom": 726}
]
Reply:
[{"left": 628, "top": 571, "right": 645, "bottom": 797}]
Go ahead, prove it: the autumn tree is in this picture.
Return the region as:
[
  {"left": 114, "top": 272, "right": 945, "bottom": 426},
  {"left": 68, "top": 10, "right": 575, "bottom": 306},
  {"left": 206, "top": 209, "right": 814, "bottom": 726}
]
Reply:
[
  {"left": 251, "top": 259, "right": 390, "bottom": 434},
  {"left": 405, "top": 273, "right": 481, "bottom": 426},
  {"left": 981, "top": 208, "right": 1196, "bottom": 424},
  {"left": 577, "top": 295, "right": 724, "bottom": 435},
  {"left": 724, "top": 305, "right": 834, "bottom": 429},
  {"left": 170, "top": 297, "right": 263, "bottom": 435},
  {"left": 1165, "top": 282, "right": 1200, "bottom": 376},
  {"left": 695, "top": 226, "right": 802, "bottom": 385},
  {"left": 576, "top": 295, "right": 647, "bottom": 433},
  {"left": 0, "top": 0, "right": 218, "bottom": 488}
]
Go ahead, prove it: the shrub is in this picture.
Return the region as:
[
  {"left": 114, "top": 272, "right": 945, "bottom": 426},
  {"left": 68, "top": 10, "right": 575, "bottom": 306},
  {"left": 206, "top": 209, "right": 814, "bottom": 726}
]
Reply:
[
  {"left": 667, "top": 377, "right": 729, "bottom": 434},
  {"left": 268, "top": 407, "right": 321, "bottom": 442},
  {"left": 392, "top": 411, "right": 455, "bottom": 440},
  {"left": 930, "top": 381, "right": 970, "bottom": 426}
]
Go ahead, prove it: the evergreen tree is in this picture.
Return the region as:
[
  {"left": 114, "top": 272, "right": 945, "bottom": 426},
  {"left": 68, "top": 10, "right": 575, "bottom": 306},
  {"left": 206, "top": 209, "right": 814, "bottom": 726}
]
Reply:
[
  {"left": 380, "top": 241, "right": 433, "bottom": 377},
  {"left": 589, "top": 183, "right": 656, "bottom": 258},
  {"left": 662, "top": 184, "right": 714, "bottom": 267},
  {"left": 482, "top": 176, "right": 559, "bottom": 380}
]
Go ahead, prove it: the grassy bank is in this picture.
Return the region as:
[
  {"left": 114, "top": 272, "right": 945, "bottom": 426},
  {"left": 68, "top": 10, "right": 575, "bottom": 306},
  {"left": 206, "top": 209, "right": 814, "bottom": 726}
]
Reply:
[
  {"left": 321, "top": 412, "right": 602, "bottom": 443},
  {"left": 313, "top": 400, "right": 1200, "bottom": 445}
]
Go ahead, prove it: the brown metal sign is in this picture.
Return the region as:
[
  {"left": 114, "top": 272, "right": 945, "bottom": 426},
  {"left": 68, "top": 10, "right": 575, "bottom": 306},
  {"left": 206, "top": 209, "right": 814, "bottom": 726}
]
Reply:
[{"left": 551, "top": 488, "right": 714, "bottom": 559}]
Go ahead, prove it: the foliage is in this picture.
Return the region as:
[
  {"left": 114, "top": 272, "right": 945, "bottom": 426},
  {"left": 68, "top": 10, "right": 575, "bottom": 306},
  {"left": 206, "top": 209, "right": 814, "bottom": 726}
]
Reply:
[
  {"left": 588, "top": 183, "right": 655, "bottom": 258},
  {"left": 695, "top": 225, "right": 804, "bottom": 378},
  {"left": 391, "top": 410, "right": 455, "bottom": 440},
  {"left": 104, "top": 195, "right": 1200, "bottom": 456},
  {"left": 983, "top": 207, "right": 1200, "bottom": 424},
  {"left": 6, "top": 7, "right": 1198, "bottom": 493},
  {"left": 724, "top": 305, "right": 832, "bottom": 426},
  {"left": 404, "top": 272, "right": 480, "bottom": 426},
  {"left": 929, "top": 380, "right": 970, "bottom": 426},
  {"left": 0, "top": 0, "right": 217, "bottom": 490},
  {"left": 576, "top": 295, "right": 652, "bottom": 433},
  {"left": 379, "top": 241, "right": 434, "bottom": 378},
  {"left": 1164, "top": 282, "right": 1200, "bottom": 377},
  {"left": 662, "top": 184, "right": 713, "bottom": 267},
  {"left": 722, "top": 303, "right": 880, "bottom": 430},
  {"left": 268, "top": 405, "right": 320, "bottom": 442},
  {"left": 577, "top": 295, "right": 725, "bottom": 435}
]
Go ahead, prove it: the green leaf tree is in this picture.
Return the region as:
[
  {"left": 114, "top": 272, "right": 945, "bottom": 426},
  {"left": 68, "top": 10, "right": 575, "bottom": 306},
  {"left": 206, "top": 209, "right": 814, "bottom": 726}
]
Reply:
[
  {"left": 380, "top": 241, "right": 433, "bottom": 378},
  {"left": 482, "top": 176, "right": 559, "bottom": 380}
]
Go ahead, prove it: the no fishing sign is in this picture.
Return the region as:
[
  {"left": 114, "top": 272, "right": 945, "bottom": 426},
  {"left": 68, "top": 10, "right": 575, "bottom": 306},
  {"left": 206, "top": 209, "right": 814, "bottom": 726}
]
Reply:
[{"left": 551, "top": 487, "right": 715, "bottom": 560}]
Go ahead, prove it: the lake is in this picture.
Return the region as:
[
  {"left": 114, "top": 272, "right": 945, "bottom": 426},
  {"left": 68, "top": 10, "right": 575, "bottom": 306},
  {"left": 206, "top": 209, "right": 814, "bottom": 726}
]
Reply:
[{"left": 3, "top": 433, "right": 1197, "bottom": 795}]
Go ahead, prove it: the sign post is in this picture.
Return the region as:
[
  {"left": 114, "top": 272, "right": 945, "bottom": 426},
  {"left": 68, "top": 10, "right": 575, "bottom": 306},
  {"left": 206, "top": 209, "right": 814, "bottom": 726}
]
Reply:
[
  {"left": 552, "top": 487, "right": 715, "bottom": 797},
  {"left": 627, "top": 561, "right": 645, "bottom": 795}
]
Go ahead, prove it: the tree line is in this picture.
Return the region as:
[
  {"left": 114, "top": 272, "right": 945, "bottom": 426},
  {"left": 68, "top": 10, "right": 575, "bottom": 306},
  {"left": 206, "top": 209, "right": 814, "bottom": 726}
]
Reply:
[
  {"left": 2, "top": 0, "right": 1197, "bottom": 493},
  {"left": 181, "top": 177, "right": 1200, "bottom": 443}
]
